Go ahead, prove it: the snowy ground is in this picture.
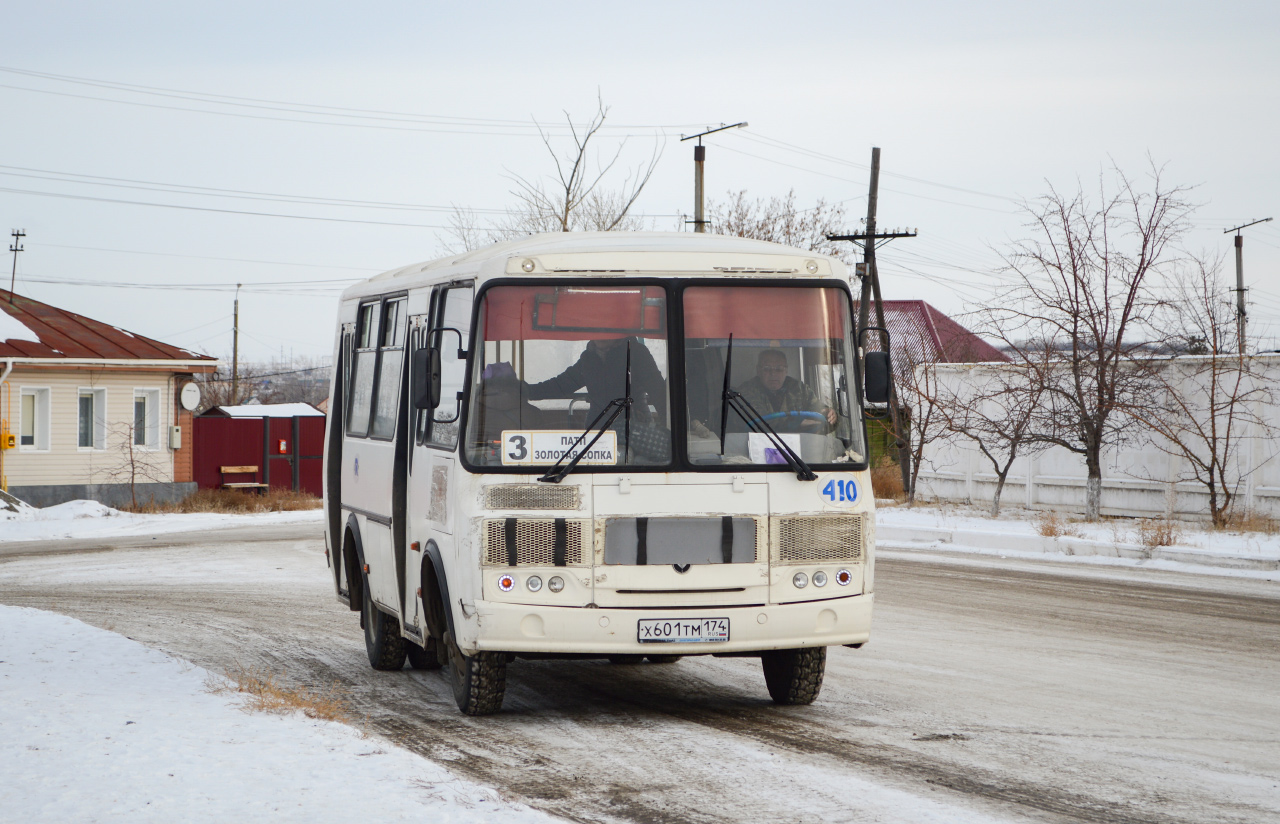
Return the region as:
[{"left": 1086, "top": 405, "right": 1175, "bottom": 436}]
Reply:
[
  {"left": 877, "top": 501, "right": 1280, "bottom": 580},
  {"left": 0, "top": 498, "right": 322, "bottom": 543},
  {"left": 0, "top": 604, "right": 560, "bottom": 824}
]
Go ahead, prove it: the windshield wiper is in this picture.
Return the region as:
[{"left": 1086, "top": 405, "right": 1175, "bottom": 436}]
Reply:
[
  {"left": 539, "top": 342, "right": 632, "bottom": 484},
  {"left": 718, "top": 334, "right": 816, "bottom": 481},
  {"left": 723, "top": 389, "right": 818, "bottom": 481}
]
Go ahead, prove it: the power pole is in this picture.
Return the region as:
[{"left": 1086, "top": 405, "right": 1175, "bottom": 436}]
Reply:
[
  {"left": 231, "top": 283, "right": 241, "bottom": 405},
  {"left": 828, "top": 147, "right": 918, "bottom": 495},
  {"left": 1224, "top": 217, "right": 1273, "bottom": 355},
  {"left": 680, "top": 122, "right": 747, "bottom": 233},
  {"left": 8, "top": 229, "right": 24, "bottom": 302}
]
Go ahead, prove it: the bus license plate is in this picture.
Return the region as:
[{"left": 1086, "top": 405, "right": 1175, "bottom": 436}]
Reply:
[{"left": 637, "top": 617, "right": 730, "bottom": 644}]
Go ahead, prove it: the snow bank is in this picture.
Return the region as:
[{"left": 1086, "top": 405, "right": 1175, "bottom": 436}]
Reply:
[
  {"left": 0, "top": 500, "right": 322, "bottom": 543},
  {"left": 877, "top": 503, "right": 1280, "bottom": 578},
  {"left": 0, "top": 605, "right": 561, "bottom": 823}
]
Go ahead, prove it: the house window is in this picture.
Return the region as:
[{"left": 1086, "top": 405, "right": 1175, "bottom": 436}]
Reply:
[
  {"left": 20, "top": 388, "right": 50, "bottom": 450},
  {"left": 133, "top": 389, "right": 161, "bottom": 449},
  {"left": 78, "top": 388, "right": 106, "bottom": 449}
]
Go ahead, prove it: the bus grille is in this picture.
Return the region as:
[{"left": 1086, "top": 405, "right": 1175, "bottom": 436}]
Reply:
[
  {"left": 772, "top": 515, "right": 864, "bottom": 564},
  {"left": 483, "top": 518, "right": 589, "bottom": 566},
  {"left": 484, "top": 484, "right": 580, "bottom": 510}
]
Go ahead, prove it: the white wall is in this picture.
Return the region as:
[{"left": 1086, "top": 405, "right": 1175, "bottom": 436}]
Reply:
[{"left": 912, "top": 355, "right": 1280, "bottom": 519}]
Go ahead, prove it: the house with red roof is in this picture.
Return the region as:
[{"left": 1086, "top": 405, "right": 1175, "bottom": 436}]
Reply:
[{"left": 0, "top": 289, "right": 218, "bottom": 507}]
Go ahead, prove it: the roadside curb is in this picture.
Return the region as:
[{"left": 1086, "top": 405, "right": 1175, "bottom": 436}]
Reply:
[{"left": 877, "top": 525, "right": 1280, "bottom": 572}]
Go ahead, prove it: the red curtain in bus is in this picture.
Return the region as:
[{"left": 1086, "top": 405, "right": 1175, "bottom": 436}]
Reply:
[
  {"left": 481, "top": 285, "right": 666, "bottom": 342},
  {"left": 683, "top": 286, "right": 848, "bottom": 340}
]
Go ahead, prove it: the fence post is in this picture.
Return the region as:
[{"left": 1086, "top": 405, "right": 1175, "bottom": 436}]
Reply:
[{"left": 291, "top": 416, "right": 300, "bottom": 491}]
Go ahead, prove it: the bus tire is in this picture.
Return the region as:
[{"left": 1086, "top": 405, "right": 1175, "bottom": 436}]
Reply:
[
  {"left": 362, "top": 576, "right": 406, "bottom": 671},
  {"left": 608, "top": 655, "right": 645, "bottom": 664},
  {"left": 646, "top": 655, "right": 680, "bottom": 664},
  {"left": 761, "top": 646, "right": 826, "bottom": 705},
  {"left": 446, "top": 632, "right": 506, "bottom": 716},
  {"left": 406, "top": 637, "right": 442, "bottom": 671}
]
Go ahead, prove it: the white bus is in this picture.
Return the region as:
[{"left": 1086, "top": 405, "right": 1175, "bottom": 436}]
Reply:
[{"left": 323, "top": 232, "right": 890, "bottom": 715}]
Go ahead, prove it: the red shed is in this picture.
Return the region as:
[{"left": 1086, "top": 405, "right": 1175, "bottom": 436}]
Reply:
[{"left": 193, "top": 403, "right": 325, "bottom": 496}]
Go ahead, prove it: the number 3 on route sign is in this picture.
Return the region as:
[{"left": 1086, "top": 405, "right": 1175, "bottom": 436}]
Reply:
[{"left": 818, "top": 475, "right": 859, "bottom": 507}]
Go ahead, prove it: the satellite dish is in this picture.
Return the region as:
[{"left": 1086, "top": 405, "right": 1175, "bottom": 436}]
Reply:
[{"left": 180, "top": 382, "right": 202, "bottom": 411}]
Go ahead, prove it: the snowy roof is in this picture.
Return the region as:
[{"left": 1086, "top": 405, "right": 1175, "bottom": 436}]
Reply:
[
  {"left": 0, "top": 288, "right": 217, "bottom": 363},
  {"left": 203, "top": 403, "right": 325, "bottom": 418}
]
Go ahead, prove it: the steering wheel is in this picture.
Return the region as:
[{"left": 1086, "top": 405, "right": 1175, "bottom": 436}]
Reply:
[{"left": 746, "top": 410, "right": 828, "bottom": 432}]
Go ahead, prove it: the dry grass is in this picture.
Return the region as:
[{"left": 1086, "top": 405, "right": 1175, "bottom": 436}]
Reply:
[
  {"left": 1221, "top": 509, "right": 1280, "bottom": 535},
  {"left": 1034, "top": 510, "right": 1084, "bottom": 539},
  {"left": 1136, "top": 518, "right": 1182, "bottom": 548},
  {"left": 870, "top": 456, "right": 905, "bottom": 501},
  {"left": 206, "top": 662, "right": 350, "bottom": 723},
  {"left": 124, "top": 488, "right": 322, "bottom": 514}
]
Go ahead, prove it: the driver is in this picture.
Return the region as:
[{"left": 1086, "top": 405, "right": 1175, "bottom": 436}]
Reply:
[
  {"left": 734, "top": 348, "right": 837, "bottom": 430},
  {"left": 524, "top": 336, "right": 666, "bottom": 424}
]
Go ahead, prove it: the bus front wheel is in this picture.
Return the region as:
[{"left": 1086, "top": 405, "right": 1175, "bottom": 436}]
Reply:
[
  {"left": 761, "top": 646, "right": 826, "bottom": 705},
  {"left": 362, "top": 576, "right": 407, "bottom": 671},
  {"left": 445, "top": 632, "right": 507, "bottom": 716}
]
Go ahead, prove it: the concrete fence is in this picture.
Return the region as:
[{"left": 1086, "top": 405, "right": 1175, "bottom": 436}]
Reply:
[{"left": 911, "top": 355, "right": 1280, "bottom": 520}]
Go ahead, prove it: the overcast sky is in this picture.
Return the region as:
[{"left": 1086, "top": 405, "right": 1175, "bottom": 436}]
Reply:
[{"left": 3, "top": 1, "right": 1278, "bottom": 364}]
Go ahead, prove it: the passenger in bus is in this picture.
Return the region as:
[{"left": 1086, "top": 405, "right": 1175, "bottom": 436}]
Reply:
[
  {"left": 472, "top": 361, "right": 544, "bottom": 443},
  {"left": 523, "top": 336, "right": 667, "bottom": 425},
  {"left": 734, "top": 348, "right": 837, "bottom": 432}
]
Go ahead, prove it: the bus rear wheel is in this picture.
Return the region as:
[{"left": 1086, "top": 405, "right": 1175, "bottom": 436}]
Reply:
[
  {"left": 761, "top": 646, "right": 826, "bottom": 705},
  {"left": 446, "top": 632, "right": 507, "bottom": 716},
  {"left": 362, "top": 576, "right": 406, "bottom": 671}
]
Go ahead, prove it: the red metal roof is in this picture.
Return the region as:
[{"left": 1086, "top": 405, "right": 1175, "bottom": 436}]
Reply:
[
  {"left": 857, "top": 299, "right": 1007, "bottom": 363},
  {"left": 0, "top": 288, "right": 216, "bottom": 362}
]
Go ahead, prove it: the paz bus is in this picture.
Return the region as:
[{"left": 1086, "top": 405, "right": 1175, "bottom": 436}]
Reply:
[{"left": 322, "top": 232, "right": 889, "bottom": 715}]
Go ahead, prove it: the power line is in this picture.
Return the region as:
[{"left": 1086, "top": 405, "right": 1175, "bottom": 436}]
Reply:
[{"left": 40, "top": 242, "right": 382, "bottom": 272}]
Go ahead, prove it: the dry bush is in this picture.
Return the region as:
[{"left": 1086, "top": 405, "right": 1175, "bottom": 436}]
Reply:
[
  {"left": 207, "top": 663, "right": 350, "bottom": 722},
  {"left": 1137, "top": 518, "right": 1182, "bottom": 548},
  {"left": 125, "top": 488, "right": 322, "bottom": 514},
  {"left": 1035, "top": 510, "right": 1083, "bottom": 538},
  {"left": 1220, "top": 509, "right": 1280, "bottom": 535},
  {"left": 870, "top": 456, "right": 905, "bottom": 501}
]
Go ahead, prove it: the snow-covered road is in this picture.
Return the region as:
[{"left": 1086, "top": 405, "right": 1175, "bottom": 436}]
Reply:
[{"left": 2, "top": 524, "right": 1277, "bottom": 823}]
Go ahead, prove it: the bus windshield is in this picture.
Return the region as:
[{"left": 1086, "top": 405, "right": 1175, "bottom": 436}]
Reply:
[
  {"left": 464, "top": 281, "right": 865, "bottom": 470},
  {"left": 684, "top": 285, "right": 865, "bottom": 467},
  {"left": 465, "top": 284, "right": 672, "bottom": 469}
]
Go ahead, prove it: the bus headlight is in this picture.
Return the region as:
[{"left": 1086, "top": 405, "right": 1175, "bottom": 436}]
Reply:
[
  {"left": 498, "top": 574, "right": 515, "bottom": 592},
  {"left": 548, "top": 576, "right": 565, "bottom": 593},
  {"left": 836, "top": 568, "right": 852, "bottom": 586},
  {"left": 812, "top": 571, "right": 828, "bottom": 587},
  {"left": 526, "top": 576, "right": 543, "bottom": 592},
  {"left": 792, "top": 572, "right": 808, "bottom": 589}
]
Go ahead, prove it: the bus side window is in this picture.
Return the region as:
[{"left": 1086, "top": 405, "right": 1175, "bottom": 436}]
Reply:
[
  {"left": 428, "top": 285, "right": 474, "bottom": 450},
  {"left": 346, "top": 302, "right": 380, "bottom": 437},
  {"left": 368, "top": 297, "right": 406, "bottom": 440}
]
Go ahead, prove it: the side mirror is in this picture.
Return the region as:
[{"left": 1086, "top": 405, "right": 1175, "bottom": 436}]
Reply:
[
  {"left": 412, "top": 347, "right": 442, "bottom": 410},
  {"left": 864, "top": 351, "right": 891, "bottom": 404}
]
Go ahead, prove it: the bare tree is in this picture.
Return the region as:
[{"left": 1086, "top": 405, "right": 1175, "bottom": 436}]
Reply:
[
  {"left": 194, "top": 357, "right": 330, "bottom": 411},
  {"left": 895, "top": 346, "right": 950, "bottom": 506},
  {"left": 103, "top": 421, "right": 169, "bottom": 509},
  {"left": 981, "top": 161, "right": 1194, "bottom": 520},
  {"left": 445, "top": 95, "right": 662, "bottom": 251},
  {"left": 1127, "top": 256, "right": 1276, "bottom": 527},
  {"left": 708, "top": 189, "right": 856, "bottom": 263},
  {"left": 941, "top": 359, "right": 1049, "bottom": 517}
]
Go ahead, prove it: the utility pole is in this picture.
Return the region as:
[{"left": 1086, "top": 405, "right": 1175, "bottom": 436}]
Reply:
[
  {"left": 8, "top": 229, "right": 24, "bottom": 302},
  {"left": 828, "top": 147, "right": 918, "bottom": 495},
  {"left": 680, "top": 122, "right": 747, "bottom": 233},
  {"left": 232, "top": 283, "right": 241, "bottom": 405},
  {"left": 1224, "top": 217, "right": 1273, "bottom": 355}
]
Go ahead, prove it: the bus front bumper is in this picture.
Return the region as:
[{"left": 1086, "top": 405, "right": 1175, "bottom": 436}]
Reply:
[{"left": 472, "top": 593, "right": 873, "bottom": 655}]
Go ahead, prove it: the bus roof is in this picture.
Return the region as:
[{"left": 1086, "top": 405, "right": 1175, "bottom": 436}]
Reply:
[{"left": 343, "top": 232, "right": 849, "bottom": 301}]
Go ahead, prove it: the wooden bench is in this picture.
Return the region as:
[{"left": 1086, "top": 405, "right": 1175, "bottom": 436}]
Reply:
[{"left": 220, "top": 465, "right": 269, "bottom": 492}]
